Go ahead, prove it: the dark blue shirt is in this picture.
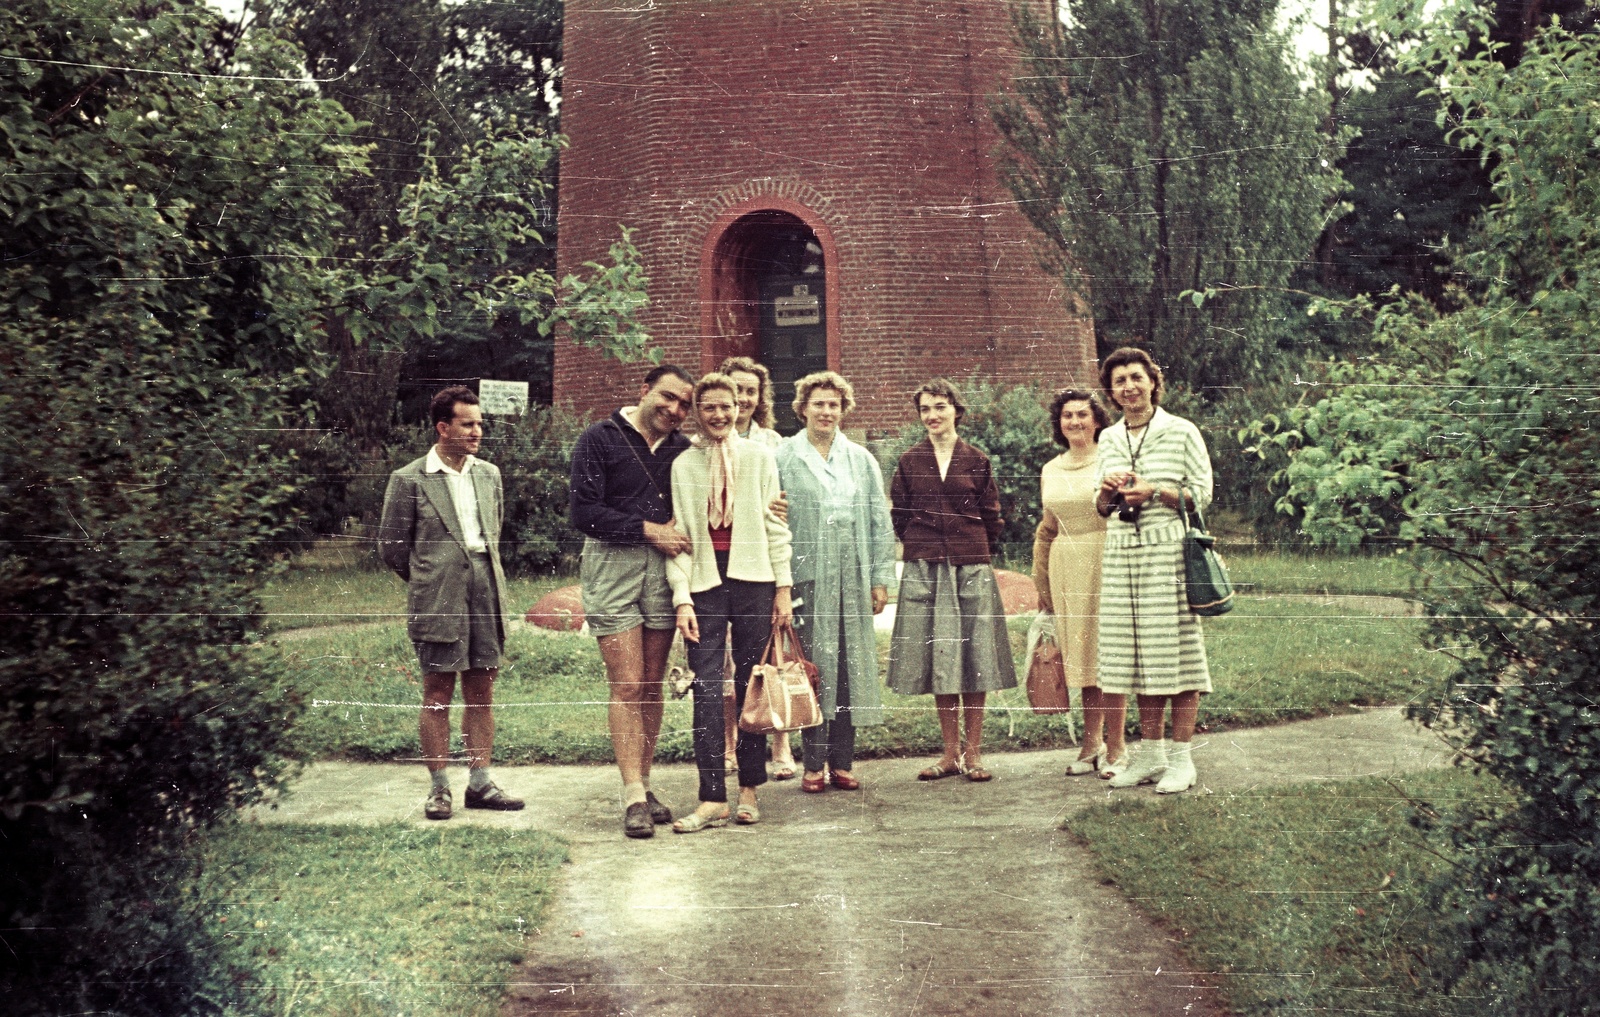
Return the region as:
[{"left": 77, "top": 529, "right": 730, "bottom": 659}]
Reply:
[{"left": 569, "top": 410, "right": 691, "bottom": 545}]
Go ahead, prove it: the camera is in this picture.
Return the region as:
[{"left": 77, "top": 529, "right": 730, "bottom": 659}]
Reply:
[{"left": 1109, "top": 478, "right": 1142, "bottom": 524}]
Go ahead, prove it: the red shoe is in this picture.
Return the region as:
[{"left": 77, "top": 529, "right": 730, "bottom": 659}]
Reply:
[
  {"left": 828, "top": 770, "right": 861, "bottom": 791},
  {"left": 800, "top": 772, "right": 827, "bottom": 793}
]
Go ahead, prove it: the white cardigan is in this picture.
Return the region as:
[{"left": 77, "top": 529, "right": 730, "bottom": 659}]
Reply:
[{"left": 666, "top": 438, "right": 794, "bottom": 607}]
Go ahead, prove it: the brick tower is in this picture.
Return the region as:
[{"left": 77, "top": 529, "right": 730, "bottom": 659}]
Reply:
[{"left": 554, "top": 0, "right": 1095, "bottom": 434}]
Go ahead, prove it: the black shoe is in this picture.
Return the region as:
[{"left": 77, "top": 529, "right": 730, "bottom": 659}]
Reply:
[
  {"left": 623, "top": 801, "right": 655, "bottom": 839},
  {"left": 645, "top": 791, "right": 673, "bottom": 825},
  {"left": 424, "top": 786, "right": 452, "bottom": 820},
  {"left": 464, "top": 782, "right": 525, "bottom": 811}
]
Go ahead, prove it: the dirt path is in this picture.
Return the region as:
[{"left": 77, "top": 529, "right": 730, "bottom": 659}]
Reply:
[{"left": 254, "top": 708, "right": 1449, "bottom": 1017}]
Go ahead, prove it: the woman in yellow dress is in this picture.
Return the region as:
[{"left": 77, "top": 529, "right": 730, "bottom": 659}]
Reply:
[{"left": 1032, "top": 388, "right": 1128, "bottom": 778}]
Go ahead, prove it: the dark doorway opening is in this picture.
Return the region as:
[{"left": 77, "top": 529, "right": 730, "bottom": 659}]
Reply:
[{"left": 707, "top": 210, "right": 828, "bottom": 433}]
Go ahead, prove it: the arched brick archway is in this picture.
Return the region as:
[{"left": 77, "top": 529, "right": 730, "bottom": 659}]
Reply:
[{"left": 699, "top": 197, "right": 841, "bottom": 431}]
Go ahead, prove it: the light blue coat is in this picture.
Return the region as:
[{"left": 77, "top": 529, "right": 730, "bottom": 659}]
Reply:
[{"left": 774, "top": 432, "right": 897, "bottom": 725}]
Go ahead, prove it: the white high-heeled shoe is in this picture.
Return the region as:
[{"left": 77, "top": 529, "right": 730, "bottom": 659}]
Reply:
[
  {"left": 1099, "top": 749, "right": 1130, "bottom": 780},
  {"left": 1108, "top": 740, "right": 1168, "bottom": 788},
  {"left": 1065, "top": 746, "right": 1106, "bottom": 776}
]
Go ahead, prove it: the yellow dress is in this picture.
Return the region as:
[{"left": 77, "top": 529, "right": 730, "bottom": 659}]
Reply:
[{"left": 1032, "top": 452, "right": 1107, "bottom": 689}]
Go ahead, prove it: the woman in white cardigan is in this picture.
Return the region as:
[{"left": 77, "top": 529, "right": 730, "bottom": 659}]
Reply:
[{"left": 666, "top": 373, "right": 794, "bottom": 831}]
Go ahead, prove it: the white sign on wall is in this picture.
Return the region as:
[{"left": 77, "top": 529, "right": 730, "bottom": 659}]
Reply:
[{"left": 478, "top": 379, "right": 529, "bottom": 416}]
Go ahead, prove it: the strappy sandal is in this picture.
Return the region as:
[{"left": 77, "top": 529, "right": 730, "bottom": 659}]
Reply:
[
  {"left": 671, "top": 808, "right": 729, "bottom": 833},
  {"left": 917, "top": 760, "right": 965, "bottom": 781}
]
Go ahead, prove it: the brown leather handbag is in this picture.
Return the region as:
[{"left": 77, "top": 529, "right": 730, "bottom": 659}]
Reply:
[
  {"left": 739, "top": 624, "right": 823, "bottom": 733},
  {"left": 1025, "top": 611, "right": 1072, "bottom": 715}
]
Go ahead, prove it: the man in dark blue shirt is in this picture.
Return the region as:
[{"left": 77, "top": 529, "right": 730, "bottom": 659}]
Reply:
[{"left": 570, "top": 365, "right": 696, "bottom": 838}]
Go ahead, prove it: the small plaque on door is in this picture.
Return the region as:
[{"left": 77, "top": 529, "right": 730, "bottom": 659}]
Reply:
[{"left": 773, "top": 284, "right": 820, "bottom": 327}]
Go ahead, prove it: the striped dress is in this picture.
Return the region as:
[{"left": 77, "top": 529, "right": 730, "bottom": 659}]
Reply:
[{"left": 1095, "top": 407, "right": 1214, "bottom": 696}]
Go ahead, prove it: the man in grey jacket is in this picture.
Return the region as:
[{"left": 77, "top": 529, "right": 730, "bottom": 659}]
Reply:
[{"left": 380, "top": 386, "right": 524, "bottom": 819}]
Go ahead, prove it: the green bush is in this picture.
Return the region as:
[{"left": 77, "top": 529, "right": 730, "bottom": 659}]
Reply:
[
  {"left": 1247, "top": 16, "right": 1600, "bottom": 1013},
  {"left": 0, "top": 3, "right": 352, "bottom": 1010},
  {"left": 492, "top": 405, "right": 590, "bottom": 575}
]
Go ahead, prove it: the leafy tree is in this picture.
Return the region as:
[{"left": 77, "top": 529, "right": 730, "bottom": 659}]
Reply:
[
  {"left": 249, "top": 0, "right": 574, "bottom": 456},
  {"left": 995, "top": 0, "right": 1345, "bottom": 394},
  {"left": 0, "top": 0, "right": 361, "bottom": 1011},
  {"left": 1241, "top": 8, "right": 1600, "bottom": 1009}
]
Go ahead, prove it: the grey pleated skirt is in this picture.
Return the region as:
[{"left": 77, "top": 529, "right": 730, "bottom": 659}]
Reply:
[{"left": 886, "top": 560, "right": 1019, "bottom": 696}]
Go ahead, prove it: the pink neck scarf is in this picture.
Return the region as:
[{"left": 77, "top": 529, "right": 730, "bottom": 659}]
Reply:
[{"left": 698, "top": 433, "right": 737, "bottom": 528}]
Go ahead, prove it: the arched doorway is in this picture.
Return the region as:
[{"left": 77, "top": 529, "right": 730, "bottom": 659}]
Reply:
[{"left": 705, "top": 210, "right": 830, "bottom": 433}]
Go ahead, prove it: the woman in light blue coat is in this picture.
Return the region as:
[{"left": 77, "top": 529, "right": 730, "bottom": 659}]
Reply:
[{"left": 774, "top": 371, "right": 897, "bottom": 793}]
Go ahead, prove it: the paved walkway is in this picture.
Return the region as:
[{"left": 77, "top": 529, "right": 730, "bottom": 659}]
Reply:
[{"left": 253, "top": 708, "right": 1450, "bottom": 1017}]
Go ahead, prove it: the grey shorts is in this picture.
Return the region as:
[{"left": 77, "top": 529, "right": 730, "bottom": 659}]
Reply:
[
  {"left": 413, "top": 551, "right": 504, "bottom": 673},
  {"left": 579, "top": 538, "right": 675, "bottom": 638}
]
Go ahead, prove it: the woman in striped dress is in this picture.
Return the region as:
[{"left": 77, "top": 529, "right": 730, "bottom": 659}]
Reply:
[{"left": 1093, "top": 348, "right": 1213, "bottom": 794}]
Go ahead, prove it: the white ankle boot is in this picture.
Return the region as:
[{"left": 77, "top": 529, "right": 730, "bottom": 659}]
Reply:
[
  {"left": 1155, "top": 741, "right": 1196, "bottom": 794},
  {"left": 1108, "top": 739, "right": 1167, "bottom": 788}
]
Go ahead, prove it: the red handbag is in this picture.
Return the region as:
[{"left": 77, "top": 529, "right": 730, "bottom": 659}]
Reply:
[{"left": 738, "top": 624, "right": 823, "bottom": 733}]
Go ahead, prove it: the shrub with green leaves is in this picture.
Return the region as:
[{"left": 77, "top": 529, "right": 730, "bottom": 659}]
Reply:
[
  {"left": 1242, "top": 9, "right": 1600, "bottom": 1011},
  {"left": 0, "top": 2, "right": 357, "bottom": 1011}
]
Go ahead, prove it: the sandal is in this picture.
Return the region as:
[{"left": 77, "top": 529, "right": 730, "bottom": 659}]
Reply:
[
  {"left": 735, "top": 802, "right": 761, "bottom": 825},
  {"left": 671, "top": 808, "right": 729, "bottom": 833},
  {"left": 770, "top": 762, "right": 796, "bottom": 781},
  {"left": 800, "top": 772, "right": 827, "bottom": 793},
  {"left": 917, "top": 760, "right": 965, "bottom": 781},
  {"left": 963, "top": 755, "right": 993, "bottom": 782}
]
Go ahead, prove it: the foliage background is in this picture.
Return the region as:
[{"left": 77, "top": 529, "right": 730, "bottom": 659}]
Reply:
[{"left": 1240, "top": 6, "right": 1600, "bottom": 1010}]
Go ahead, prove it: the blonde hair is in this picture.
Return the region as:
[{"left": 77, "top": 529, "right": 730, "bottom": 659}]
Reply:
[
  {"left": 717, "top": 356, "right": 775, "bottom": 429},
  {"left": 792, "top": 370, "right": 856, "bottom": 422},
  {"left": 694, "top": 371, "right": 738, "bottom": 405}
]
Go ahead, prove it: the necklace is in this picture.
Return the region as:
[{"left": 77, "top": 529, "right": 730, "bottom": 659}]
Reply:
[{"left": 1124, "top": 415, "right": 1151, "bottom": 471}]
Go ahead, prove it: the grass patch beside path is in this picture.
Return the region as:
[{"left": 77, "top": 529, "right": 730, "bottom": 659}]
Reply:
[
  {"left": 1070, "top": 768, "right": 1499, "bottom": 1016},
  {"left": 258, "top": 544, "right": 568, "bottom": 633},
  {"left": 276, "top": 596, "right": 1442, "bottom": 762},
  {"left": 1224, "top": 550, "right": 1421, "bottom": 597},
  {"left": 204, "top": 822, "right": 565, "bottom": 1017}
]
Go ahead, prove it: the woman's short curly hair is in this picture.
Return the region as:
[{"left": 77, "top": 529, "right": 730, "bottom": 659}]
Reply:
[
  {"left": 911, "top": 378, "right": 967, "bottom": 423},
  {"left": 717, "top": 356, "right": 776, "bottom": 429},
  {"left": 1098, "top": 346, "right": 1165, "bottom": 409},
  {"left": 694, "top": 371, "right": 738, "bottom": 405},
  {"left": 1047, "top": 388, "right": 1113, "bottom": 446},
  {"left": 792, "top": 370, "right": 856, "bottom": 422}
]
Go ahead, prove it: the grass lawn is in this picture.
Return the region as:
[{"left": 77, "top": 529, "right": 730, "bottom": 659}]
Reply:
[
  {"left": 257, "top": 543, "right": 568, "bottom": 633},
  {"left": 274, "top": 594, "right": 1445, "bottom": 762},
  {"left": 203, "top": 822, "right": 565, "bottom": 1017},
  {"left": 1224, "top": 549, "right": 1425, "bottom": 597},
  {"left": 1068, "top": 767, "right": 1502, "bottom": 1016}
]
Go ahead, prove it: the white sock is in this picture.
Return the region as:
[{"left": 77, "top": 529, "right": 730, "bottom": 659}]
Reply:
[
  {"left": 623, "top": 780, "right": 647, "bottom": 808},
  {"left": 467, "top": 767, "right": 491, "bottom": 792},
  {"left": 430, "top": 769, "right": 450, "bottom": 791},
  {"left": 1168, "top": 741, "right": 1193, "bottom": 771}
]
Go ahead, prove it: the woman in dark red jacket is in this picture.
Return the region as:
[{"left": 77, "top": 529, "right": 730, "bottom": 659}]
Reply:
[{"left": 886, "top": 379, "right": 1018, "bottom": 782}]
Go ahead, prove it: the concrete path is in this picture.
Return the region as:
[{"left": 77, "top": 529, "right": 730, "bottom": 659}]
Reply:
[{"left": 251, "top": 708, "right": 1451, "bottom": 1017}]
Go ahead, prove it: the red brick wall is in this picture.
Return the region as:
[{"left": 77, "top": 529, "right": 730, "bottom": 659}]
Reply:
[{"left": 555, "top": 0, "right": 1095, "bottom": 433}]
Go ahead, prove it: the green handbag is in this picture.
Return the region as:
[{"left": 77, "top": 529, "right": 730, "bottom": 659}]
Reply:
[{"left": 1179, "top": 486, "right": 1234, "bottom": 616}]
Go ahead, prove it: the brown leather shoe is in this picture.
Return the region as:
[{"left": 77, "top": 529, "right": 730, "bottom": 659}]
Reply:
[
  {"left": 828, "top": 771, "right": 861, "bottom": 791},
  {"left": 623, "top": 801, "right": 655, "bottom": 839},
  {"left": 800, "top": 772, "right": 827, "bottom": 793},
  {"left": 464, "top": 782, "right": 525, "bottom": 811},
  {"left": 424, "top": 786, "right": 452, "bottom": 820},
  {"left": 645, "top": 791, "right": 673, "bottom": 825}
]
